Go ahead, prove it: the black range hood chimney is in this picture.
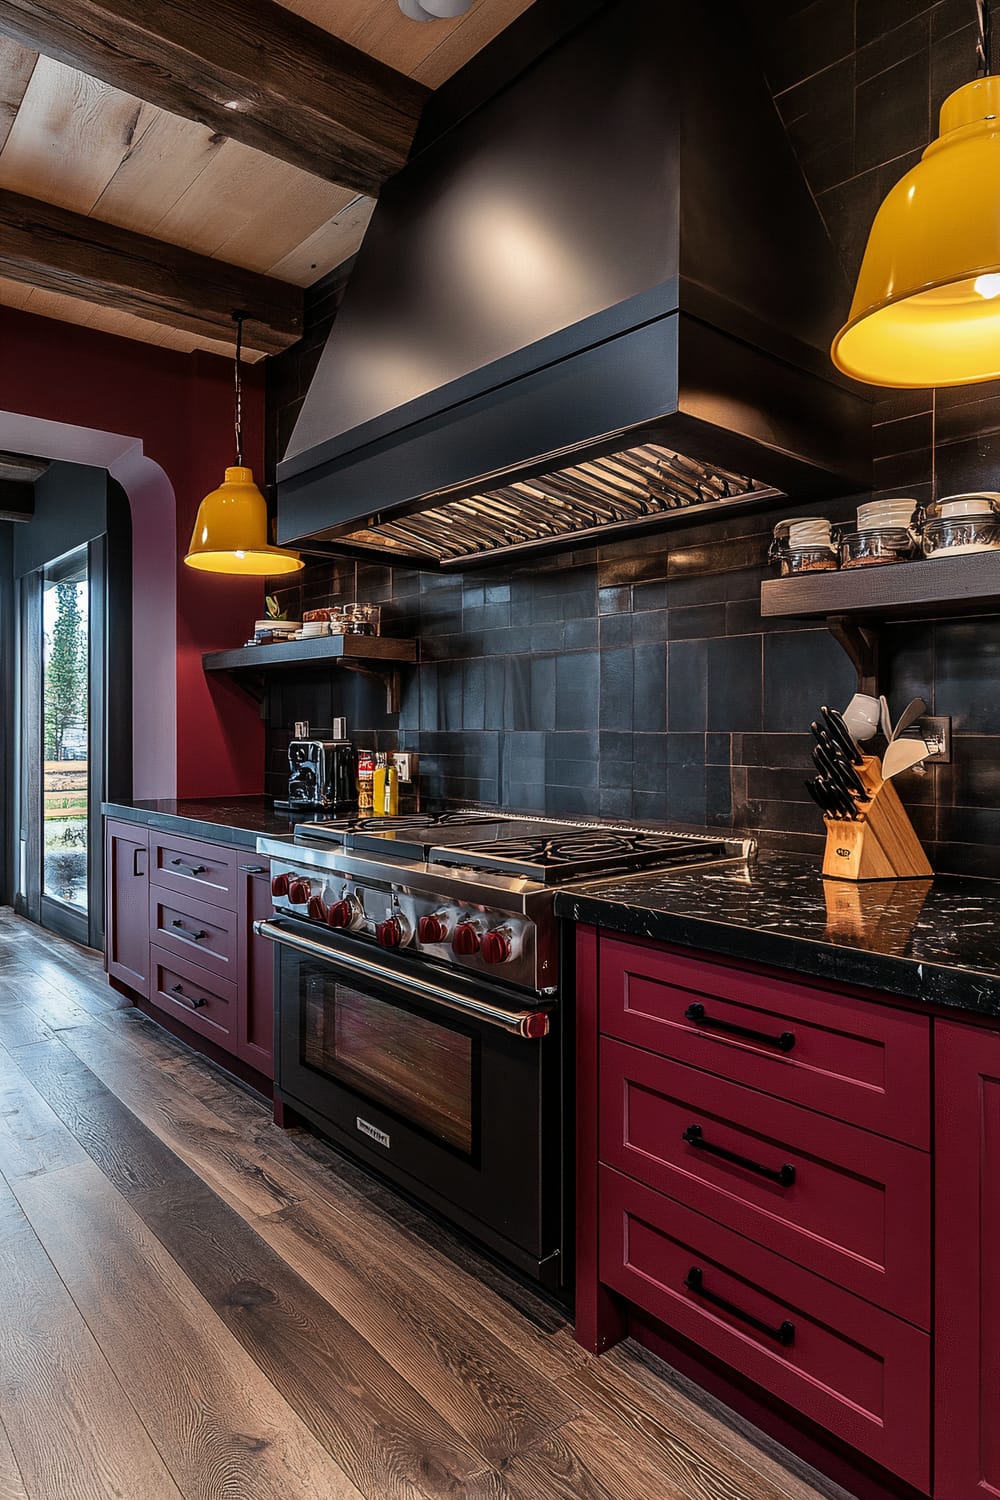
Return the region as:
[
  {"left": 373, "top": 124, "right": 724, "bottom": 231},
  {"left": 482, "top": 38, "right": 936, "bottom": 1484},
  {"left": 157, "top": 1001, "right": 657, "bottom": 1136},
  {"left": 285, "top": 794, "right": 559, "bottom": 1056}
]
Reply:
[{"left": 277, "top": 0, "right": 870, "bottom": 568}]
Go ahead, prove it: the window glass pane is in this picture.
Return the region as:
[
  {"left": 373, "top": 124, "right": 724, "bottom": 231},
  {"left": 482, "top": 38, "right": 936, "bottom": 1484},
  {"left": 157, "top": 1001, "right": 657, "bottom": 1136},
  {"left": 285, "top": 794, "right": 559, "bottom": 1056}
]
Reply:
[{"left": 42, "top": 552, "right": 88, "bottom": 913}]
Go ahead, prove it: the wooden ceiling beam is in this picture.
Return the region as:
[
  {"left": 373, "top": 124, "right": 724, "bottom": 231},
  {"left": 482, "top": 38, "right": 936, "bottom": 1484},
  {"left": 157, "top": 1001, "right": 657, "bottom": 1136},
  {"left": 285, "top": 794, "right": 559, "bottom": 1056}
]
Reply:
[
  {"left": 0, "top": 449, "right": 48, "bottom": 482},
  {"left": 0, "top": 0, "right": 429, "bottom": 195},
  {"left": 0, "top": 189, "right": 304, "bottom": 352},
  {"left": 0, "top": 478, "right": 34, "bottom": 521}
]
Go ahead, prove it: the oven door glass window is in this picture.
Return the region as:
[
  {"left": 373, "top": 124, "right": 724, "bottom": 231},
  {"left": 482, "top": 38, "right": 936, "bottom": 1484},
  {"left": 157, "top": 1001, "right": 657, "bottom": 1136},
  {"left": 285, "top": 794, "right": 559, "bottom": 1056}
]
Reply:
[{"left": 302, "top": 977, "right": 474, "bottom": 1153}]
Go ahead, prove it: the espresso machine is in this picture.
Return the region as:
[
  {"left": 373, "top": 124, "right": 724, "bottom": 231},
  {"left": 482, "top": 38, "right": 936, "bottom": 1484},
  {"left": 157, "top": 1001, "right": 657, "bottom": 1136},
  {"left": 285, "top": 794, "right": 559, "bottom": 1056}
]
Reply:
[{"left": 286, "top": 736, "right": 358, "bottom": 812}]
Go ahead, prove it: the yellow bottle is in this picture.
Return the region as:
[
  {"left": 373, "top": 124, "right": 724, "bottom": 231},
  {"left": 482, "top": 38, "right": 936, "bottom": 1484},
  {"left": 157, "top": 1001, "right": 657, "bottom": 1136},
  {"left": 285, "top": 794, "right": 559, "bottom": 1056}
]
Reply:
[{"left": 372, "top": 757, "right": 399, "bottom": 817}]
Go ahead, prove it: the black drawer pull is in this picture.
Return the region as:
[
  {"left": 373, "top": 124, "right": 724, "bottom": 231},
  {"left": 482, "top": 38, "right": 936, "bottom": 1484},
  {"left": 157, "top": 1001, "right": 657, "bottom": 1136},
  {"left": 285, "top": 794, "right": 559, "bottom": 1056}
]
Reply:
[
  {"left": 684, "top": 1266, "right": 795, "bottom": 1347},
  {"left": 682, "top": 1124, "right": 796, "bottom": 1187},
  {"left": 169, "top": 983, "right": 207, "bottom": 1010},
  {"left": 239, "top": 864, "right": 268, "bottom": 874},
  {"left": 170, "top": 858, "right": 208, "bottom": 876},
  {"left": 170, "top": 919, "right": 207, "bottom": 940},
  {"left": 685, "top": 1002, "right": 795, "bottom": 1052}
]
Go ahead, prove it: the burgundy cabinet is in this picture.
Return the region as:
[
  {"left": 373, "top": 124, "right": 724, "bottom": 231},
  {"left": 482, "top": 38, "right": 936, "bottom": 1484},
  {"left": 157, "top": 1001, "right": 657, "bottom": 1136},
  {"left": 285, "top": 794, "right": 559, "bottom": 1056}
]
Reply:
[
  {"left": 576, "top": 924, "right": 938, "bottom": 1495},
  {"left": 934, "top": 1020, "right": 1000, "bottom": 1500},
  {"left": 105, "top": 820, "right": 273, "bottom": 1086},
  {"left": 236, "top": 865, "right": 274, "bottom": 1079},
  {"left": 105, "top": 819, "right": 150, "bottom": 997}
]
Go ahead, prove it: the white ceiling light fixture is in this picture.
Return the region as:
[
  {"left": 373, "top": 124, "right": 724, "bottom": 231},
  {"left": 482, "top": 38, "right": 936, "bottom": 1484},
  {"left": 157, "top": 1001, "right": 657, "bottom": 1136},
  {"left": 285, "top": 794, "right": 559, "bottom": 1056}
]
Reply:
[{"left": 398, "top": 0, "right": 475, "bottom": 19}]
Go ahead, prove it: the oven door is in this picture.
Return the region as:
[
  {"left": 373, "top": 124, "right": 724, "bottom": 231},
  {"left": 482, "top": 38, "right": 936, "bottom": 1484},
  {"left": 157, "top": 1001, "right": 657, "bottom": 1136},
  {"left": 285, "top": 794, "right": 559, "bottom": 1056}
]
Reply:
[{"left": 258, "top": 917, "right": 563, "bottom": 1286}]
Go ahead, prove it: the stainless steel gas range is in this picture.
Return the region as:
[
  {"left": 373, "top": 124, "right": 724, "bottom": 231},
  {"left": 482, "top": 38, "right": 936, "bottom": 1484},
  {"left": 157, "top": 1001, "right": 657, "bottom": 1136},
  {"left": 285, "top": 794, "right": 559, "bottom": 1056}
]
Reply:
[{"left": 255, "top": 812, "right": 754, "bottom": 1292}]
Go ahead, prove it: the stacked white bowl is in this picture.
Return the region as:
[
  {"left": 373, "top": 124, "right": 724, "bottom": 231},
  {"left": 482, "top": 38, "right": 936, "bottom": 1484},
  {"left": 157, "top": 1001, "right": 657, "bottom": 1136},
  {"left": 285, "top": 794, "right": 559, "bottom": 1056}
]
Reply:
[
  {"left": 856, "top": 497, "right": 918, "bottom": 531},
  {"left": 299, "top": 619, "right": 330, "bottom": 638},
  {"left": 787, "top": 517, "right": 835, "bottom": 548}
]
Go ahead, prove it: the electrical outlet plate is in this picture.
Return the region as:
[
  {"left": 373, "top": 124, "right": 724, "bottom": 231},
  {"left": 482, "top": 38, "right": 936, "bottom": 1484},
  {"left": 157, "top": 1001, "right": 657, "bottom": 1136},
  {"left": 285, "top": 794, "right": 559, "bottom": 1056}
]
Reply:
[
  {"left": 391, "top": 752, "right": 412, "bottom": 783},
  {"left": 913, "top": 715, "right": 951, "bottom": 763}
]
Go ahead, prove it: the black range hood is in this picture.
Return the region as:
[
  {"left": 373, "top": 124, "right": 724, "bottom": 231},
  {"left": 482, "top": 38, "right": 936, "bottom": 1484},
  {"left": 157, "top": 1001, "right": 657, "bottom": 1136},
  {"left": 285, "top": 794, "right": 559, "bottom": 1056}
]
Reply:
[{"left": 277, "top": 0, "right": 871, "bottom": 569}]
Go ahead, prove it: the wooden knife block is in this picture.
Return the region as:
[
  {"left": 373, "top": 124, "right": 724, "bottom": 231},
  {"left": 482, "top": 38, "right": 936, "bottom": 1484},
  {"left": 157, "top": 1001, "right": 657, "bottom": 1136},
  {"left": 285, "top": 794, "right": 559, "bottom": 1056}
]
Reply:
[{"left": 821, "top": 755, "right": 933, "bottom": 882}]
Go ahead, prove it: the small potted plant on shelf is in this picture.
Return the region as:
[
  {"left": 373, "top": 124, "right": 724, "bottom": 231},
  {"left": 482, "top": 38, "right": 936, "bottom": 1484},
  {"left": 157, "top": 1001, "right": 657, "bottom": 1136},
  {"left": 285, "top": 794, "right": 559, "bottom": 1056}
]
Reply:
[{"left": 253, "top": 595, "right": 301, "bottom": 644}]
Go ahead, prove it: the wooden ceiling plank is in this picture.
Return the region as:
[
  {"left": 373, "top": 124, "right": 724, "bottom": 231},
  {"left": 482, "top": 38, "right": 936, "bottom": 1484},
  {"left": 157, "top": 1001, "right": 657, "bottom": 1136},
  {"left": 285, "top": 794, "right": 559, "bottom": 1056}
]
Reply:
[
  {"left": 0, "top": 188, "right": 304, "bottom": 351},
  {"left": 150, "top": 137, "right": 356, "bottom": 268},
  {"left": 0, "top": 35, "right": 37, "bottom": 154},
  {"left": 0, "top": 56, "right": 159, "bottom": 215},
  {"left": 91, "top": 111, "right": 230, "bottom": 236},
  {"left": 267, "top": 194, "right": 374, "bottom": 285},
  {"left": 0, "top": 0, "right": 430, "bottom": 193},
  {"left": 410, "top": 0, "right": 536, "bottom": 87}
]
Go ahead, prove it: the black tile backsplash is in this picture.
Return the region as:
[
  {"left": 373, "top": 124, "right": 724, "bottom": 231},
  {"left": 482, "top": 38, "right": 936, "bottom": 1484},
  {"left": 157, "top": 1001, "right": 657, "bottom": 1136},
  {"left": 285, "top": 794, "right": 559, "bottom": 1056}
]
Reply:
[{"left": 262, "top": 2, "right": 1000, "bottom": 879}]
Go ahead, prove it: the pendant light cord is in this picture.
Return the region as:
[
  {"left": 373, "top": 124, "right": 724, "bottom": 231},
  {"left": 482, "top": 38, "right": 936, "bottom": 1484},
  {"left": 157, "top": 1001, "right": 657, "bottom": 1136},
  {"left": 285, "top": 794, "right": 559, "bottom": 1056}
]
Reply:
[
  {"left": 976, "top": 0, "right": 992, "bottom": 76},
  {"left": 233, "top": 311, "right": 245, "bottom": 466}
]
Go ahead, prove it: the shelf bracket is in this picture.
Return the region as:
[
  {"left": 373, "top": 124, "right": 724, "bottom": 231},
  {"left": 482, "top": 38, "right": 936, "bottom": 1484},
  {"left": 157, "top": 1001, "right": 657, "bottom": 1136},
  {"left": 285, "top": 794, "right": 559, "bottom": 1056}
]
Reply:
[
  {"left": 337, "top": 660, "right": 402, "bottom": 714},
  {"left": 827, "top": 614, "right": 879, "bottom": 697}
]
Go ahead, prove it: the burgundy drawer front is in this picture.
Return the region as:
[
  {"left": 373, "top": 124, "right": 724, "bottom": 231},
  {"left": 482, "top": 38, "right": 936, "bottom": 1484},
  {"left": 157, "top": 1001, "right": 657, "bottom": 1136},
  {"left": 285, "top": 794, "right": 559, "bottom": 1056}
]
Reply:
[
  {"left": 599, "top": 1038, "right": 930, "bottom": 1327},
  {"left": 599, "top": 1167, "right": 930, "bottom": 1491},
  {"left": 149, "top": 888, "right": 238, "bottom": 981},
  {"left": 149, "top": 832, "right": 238, "bottom": 910},
  {"left": 599, "top": 935, "right": 930, "bottom": 1147},
  {"left": 149, "top": 947, "right": 235, "bottom": 1044}
]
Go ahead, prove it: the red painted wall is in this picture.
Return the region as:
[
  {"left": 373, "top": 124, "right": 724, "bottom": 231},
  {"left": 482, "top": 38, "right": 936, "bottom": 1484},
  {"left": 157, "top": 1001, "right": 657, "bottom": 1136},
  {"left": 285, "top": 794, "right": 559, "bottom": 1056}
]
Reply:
[{"left": 0, "top": 304, "right": 265, "bottom": 797}]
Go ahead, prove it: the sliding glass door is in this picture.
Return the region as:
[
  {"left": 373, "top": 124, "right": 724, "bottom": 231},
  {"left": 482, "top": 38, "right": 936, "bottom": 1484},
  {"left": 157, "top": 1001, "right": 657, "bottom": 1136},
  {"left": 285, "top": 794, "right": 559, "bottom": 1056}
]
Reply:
[
  {"left": 18, "top": 537, "right": 107, "bottom": 948},
  {"left": 41, "top": 549, "right": 90, "bottom": 920}
]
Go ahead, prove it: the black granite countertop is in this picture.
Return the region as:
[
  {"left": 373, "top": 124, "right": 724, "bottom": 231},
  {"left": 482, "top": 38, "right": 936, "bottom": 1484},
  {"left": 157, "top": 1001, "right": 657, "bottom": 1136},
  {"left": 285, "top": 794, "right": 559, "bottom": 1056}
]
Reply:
[
  {"left": 103, "top": 798, "right": 300, "bottom": 849},
  {"left": 555, "top": 853, "right": 1000, "bottom": 1018}
]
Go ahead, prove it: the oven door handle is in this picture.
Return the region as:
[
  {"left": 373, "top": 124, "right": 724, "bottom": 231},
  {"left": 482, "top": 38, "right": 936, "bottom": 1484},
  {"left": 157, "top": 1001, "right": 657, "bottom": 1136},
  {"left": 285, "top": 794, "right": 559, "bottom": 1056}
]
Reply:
[{"left": 254, "top": 919, "right": 552, "bottom": 1039}]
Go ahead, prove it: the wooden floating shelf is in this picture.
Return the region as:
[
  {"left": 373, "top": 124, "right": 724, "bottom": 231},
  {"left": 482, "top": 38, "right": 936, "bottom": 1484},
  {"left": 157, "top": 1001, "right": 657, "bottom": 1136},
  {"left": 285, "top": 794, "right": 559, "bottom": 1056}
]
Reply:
[
  {"left": 203, "top": 635, "right": 417, "bottom": 672},
  {"left": 202, "top": 634, "right": 417, "bottom": 712},
  {"left": 761, "top": 550, "right": 1000, "bottom": 621}
]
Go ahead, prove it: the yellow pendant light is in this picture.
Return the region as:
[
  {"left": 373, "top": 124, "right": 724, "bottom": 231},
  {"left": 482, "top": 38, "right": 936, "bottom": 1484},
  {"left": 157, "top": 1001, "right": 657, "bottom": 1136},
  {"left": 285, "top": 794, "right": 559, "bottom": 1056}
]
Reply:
[
  {"left": 832, "top": 2, "right": 1000, "bottom": 388},
  {"left": 185, "top": 313, "right": 303, "bottom": 575}
]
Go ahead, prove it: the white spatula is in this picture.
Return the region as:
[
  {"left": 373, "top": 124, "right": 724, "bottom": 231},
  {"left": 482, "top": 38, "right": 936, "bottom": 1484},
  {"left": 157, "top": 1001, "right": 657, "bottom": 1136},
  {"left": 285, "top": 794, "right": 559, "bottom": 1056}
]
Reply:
[{"left": 881, "top": 737, "right": 931, "bottom": 780}]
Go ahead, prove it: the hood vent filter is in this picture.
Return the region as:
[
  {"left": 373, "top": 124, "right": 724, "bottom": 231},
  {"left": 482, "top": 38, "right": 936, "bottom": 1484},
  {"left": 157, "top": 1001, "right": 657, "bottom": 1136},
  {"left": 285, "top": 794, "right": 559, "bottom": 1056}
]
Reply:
[{"left": 339, "top": 442, "right": 774, "bottom": 565}]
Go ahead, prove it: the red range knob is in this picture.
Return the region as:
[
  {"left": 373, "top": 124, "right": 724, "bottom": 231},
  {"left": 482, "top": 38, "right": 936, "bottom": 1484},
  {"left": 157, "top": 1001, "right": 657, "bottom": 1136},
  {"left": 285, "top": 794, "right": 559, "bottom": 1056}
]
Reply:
[
  {"left": 481, "top": 929, "right": 512, "bottom": 965},
  {"left": 326, "top": 900, "right": 353, "bottom": 929},
  {"left": 271, "top": 873, "right": 289, "bottom": 897},
  {"left": 307, "top": 894, "right": 328, "bottom": 922},
  {"left": 288, "top": 879, "right": 310, "bottom": 905},
  {"left": 452, "top": 922, "right": 481, "bottom": 957},
  {"left": 418, "top": 914, "right": 448, "bottom": 945},
  {"left": 377, "top": 917, "right": 403, "bottom": 949}
]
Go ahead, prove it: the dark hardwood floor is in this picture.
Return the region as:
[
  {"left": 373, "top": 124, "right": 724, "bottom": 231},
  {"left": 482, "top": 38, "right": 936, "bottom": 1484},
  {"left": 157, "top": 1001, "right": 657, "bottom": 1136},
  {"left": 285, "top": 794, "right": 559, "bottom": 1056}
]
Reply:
[{"left": 0, "top": 907, "right": 852, "bottom": 1500}]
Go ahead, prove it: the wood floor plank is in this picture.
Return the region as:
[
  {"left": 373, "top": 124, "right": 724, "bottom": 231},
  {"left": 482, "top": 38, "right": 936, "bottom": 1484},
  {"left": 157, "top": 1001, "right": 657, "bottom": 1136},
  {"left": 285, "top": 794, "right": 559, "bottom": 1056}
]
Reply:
[
  {"left": 0, "top": 1005, "right": 52, "bottom": 1049},
  {"left": 67, "top": 1013, "right": 588, "bottom": 1389},
  {"left": 569, "top": 1344, "right": 854, "bottom": 1500},
  {"left": 15, "top": 1036, "right": 491, "bottom": 1500},
  {"left": 0, "top": 972, "right": 93, "bottom": 1030},
  {"left": 503, "top": 1412, "right": 694, "bottom": 1500},
  {"left": 58, "top": 1024, "right": 584, "bottom": 1464},
  {"left": 0, "top": 1420, "right": 28, "bottom": 1500},
  {"left": 0, "top": 1068, "right": 88, "bottom": 1181},
  {"left": 59, "top": 1023, "right": 302, "bottom": 1218},
  {"left": 0, "top": 1178, "right": 184, "bottom": 1500},
  {"left": 253, "top": 1193, "right": 581, "bottom": 1466},
  {"left": 11, "top": 1162, "right": 368, "bottom": 1500}
]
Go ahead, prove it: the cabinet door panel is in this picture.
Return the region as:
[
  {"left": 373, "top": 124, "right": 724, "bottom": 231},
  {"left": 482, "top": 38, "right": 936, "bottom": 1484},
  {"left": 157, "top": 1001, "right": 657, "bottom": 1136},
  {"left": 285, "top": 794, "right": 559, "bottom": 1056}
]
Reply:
[
  {"left": 237, "top": 868, "right": 274, "bottom": 1079},
  {"left": 601, "top": 1167, "right": 930, "bottom": 1492},
  {"left": 105, "top": 819, "right": 149, "bottom": 996},
  {"left": 599, "top": 934, "right": 931, "bottom": 1146},
  {"left": 149, "top": 832, "right": 238, "bottom": 909},
  {"left": 600, "top": 1037, "right": 931, "bottom": 1326},
  {"left": 149, "top": 887, "right": 238, "bottom": 982},
  {"left": 935, "top": 1021, "right": 1000, "bottom": 1500},
  {"left": 149, "top": 946, "right": 236, "bottom": 1045}
]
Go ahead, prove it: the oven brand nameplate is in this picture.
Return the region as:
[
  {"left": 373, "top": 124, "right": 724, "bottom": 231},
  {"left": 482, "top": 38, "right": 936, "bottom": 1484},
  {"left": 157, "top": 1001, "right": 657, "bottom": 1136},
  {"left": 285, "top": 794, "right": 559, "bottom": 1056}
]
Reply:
[{"left": 357, "top": 1116, "right": 390, "bottom": 1149}]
